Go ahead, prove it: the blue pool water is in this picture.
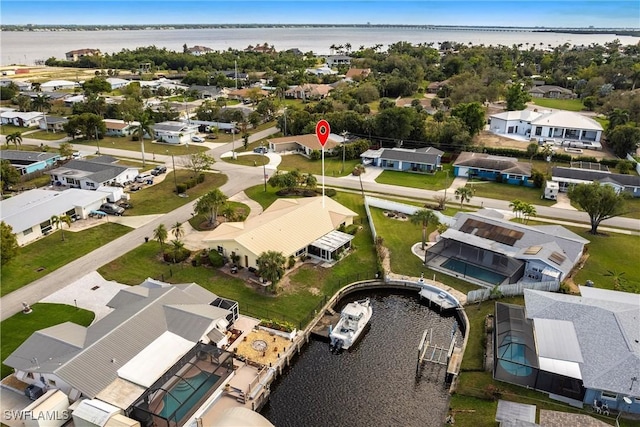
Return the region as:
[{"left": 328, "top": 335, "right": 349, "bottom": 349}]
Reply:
[
  {"left": 499, "top": 341, "right": 532, "bottom": 377},
  {"left": 441, "top": 259, "right": 506, "bottom": 285},
  {"left": 160, "top": 372, "right": 220, "bottom": 421}
]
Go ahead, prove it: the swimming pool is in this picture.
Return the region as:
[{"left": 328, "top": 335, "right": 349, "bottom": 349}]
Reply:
[
  {"left": 160, "top": 371, "right": 220, "bottom": 421},
  {"left": 498, "top": 338, "right": 532, "bottom": 377},
  {"left": 441, "top": 258, "right": 506, "bottom": 285}
]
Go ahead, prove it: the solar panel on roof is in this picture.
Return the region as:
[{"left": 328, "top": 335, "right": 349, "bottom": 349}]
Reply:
[
  {"left": 549, "top": 251, "right": 566, "bottom": 265},
  {"left": 524, "top": 246, "right": 542, "bottom": 255},
  {"left": 459, "top": 219, "right": 524, "bottom": 246}
]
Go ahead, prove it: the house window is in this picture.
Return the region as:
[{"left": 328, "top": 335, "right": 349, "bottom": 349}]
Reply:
[
  {"left": 23, "top": 227, "right": 33, "bottom": 235},
  {"left": 48, "top": 379, "right": 56, "bottom": 386},
  {"left": 507, "top": 126, "right": 514, "bottom": 134},
  {"left": 26, "top": 372, "right": 34, "bottom": 379},
  {"left": 534, "top": 127, "right": 542, "bottom": 136},
  {"left": 295, "top": 248, "right": 305, "bottom": 257},
  {"left": 86, "top": 182, "right": 95, "bottom": 188},
  {"left": 217, "top": 246, "right": 224, "bottom": 254},
  {"left": 601, "top": 391, "right": 618, "bottom": 400}
]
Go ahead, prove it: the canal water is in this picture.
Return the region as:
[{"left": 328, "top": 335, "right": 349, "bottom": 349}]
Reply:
[{"left": 261, "top": 290, "right": 464, "bottom": 427}]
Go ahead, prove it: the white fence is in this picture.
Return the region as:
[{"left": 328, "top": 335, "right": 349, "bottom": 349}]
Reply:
[
  {"left": 364, "top": 196, "right": 456, "bottom": 226},
  {"left": 466, "top": 280, "right": 559, "bottom": 303},
  {"left": 626, "top": 153, "right": 640, "bottom": 175}
]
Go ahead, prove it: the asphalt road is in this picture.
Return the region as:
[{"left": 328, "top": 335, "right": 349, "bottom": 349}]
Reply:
[{"left": 1, "top": 129, "right": 639, "bottom": 320}]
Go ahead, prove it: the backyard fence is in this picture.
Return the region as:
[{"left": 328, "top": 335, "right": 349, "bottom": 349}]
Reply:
[
  {"left": 466, "top": 280, "right": 559, "bottom": 304},
  {"left": 363, "top": 196, "right": 377, "bottom": 242},
  {"left": 626, "top": 153, "right": 640, "bottom": 175}
]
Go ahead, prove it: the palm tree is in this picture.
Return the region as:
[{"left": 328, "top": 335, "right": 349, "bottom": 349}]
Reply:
[
  {"left": 604, "top": 270, "right": 626, "bottom": 291},
  {"left": 32, "top": 94, "right": 51, "bottom": 113},
  {"left": 221, "top": 204, "right": 236, "bottom": 222},
  {"left": 607, "top": 108, "right": 629, "bottom": 133},
  {"left": 6, "top": 132, "right": 22, "bottom": 150},
  {"left": 410, "top": 209, "right": 440, "bottom": 251},
  {"left": 153, "top": 223, "right": 168, "bottom": 251},
  {"left": 170, "top": 239, "right": 186, "bottom": 264},
  {"left": 509, "top": 199, "right": 524, "bottom": 220},
  {"left": 194, "top": 188, "right": 228, "bottom": 227},
  {"left": 132, "top": 113, "right": 155, "bottom": 168},
  {"left": 257, "top": 250, "right": 286, "bottom": 289},
  {"left": 171, "top": 221, "right": 184, "bottom": 241},
  {"left": 50, "top": 214, "right": 71, "bottom": 241},
  {"left": 454, "top": 186, "right": 474, "bottom": 209},
  {"left": 521, "top": 203, "right": 537, "bottom": 224}
]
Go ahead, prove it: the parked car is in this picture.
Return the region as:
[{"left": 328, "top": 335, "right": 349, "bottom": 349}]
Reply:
[
  {"left": 206, "top": 134, "right": 218, "bottom": 140},
  {"left": 135, "top": 173, "right": 153, "bottom": 183},
  {"left": 253, "top": 146, "right": 268, "bottom": 154},
  {"left": 151, "top": 165, "right": 167, "bottom": 175},
  {"left": 191, "top": 136, "right": 205, "bottom": 143},
  {"left": 99, "top": 203, "right": 125, "bottom": 216}
]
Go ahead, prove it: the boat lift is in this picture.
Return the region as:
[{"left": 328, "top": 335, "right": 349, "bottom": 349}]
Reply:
[{"left": 416, "top": 324, "right": 457, "bottom": 379}]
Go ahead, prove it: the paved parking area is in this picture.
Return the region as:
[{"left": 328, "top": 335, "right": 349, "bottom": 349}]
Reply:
[
  {"left": 539, "top": 410, "right": 611, "bottom": 427},
  {"left": 40, "top": 271, "right": 127, "bottom": 322}
]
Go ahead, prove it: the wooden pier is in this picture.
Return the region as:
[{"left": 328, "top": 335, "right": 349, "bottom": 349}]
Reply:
[
  {"left": 416, "top": 326, "right": 460, "bottom": 382},
  {"left": 310, "top": 309, "right": 340, "bottom": 340}
]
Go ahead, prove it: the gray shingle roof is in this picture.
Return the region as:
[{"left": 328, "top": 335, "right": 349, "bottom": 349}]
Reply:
[
  {"left": 4, "top": 280, "right": 228, "bottom": 399},
  {"left": 454, "top": 152, "right": 532, "bottom": 176},
  {"left": 0, "top": 150, "right": 59, "bottom": 162},
  {"left": 524, "top": 287, "right": 640, "bottom": 395},
  {"left": 379, "top": 147, "right": 443, "bottom": 165},
  {"left": 552, "top": 167, "right": 640, "bottom": 188},
  {"left": 50, "top": 159, "right": 134, "bottom": 184}
]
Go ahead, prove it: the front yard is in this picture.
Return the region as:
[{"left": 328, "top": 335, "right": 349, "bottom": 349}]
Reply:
[
  {"left": 375, "top": 164, "right": 454, "bottom": 190},
  {"left": 276, "top": 154, "right": 360, "bottom": 177}
]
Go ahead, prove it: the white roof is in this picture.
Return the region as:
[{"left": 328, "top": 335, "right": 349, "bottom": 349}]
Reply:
[
  {"left": 106, "top": 78, "right": 129, "bottom": 85},
  {"left": 41, "top": 79, "right": 78, "bottom": 88},
  {"left": 538, "top": 357, "right": 583, "bottom": 379},
  {"left": 530, "top": 110, "right": 603, "bottom": 131},
  {"left": 72, "top": 399, "right": 120, "bottom": 427},
  {"left": 1, "top": 111, "right": 43, "bottom": 120},
  {"left": 0, "top": 188, "right": 106, "bottom": 233},
  {"left": 491, "top": 110, "right": 542, "bottom": 122},
  {"left": 533, "top": 318, "right": 583, "bottom": 362},
  {"left": 117, "top": 331, "right": 195, "bottom": 387},
  {"left": 204, "top": 197, "right": 357, "bottom": 257}
]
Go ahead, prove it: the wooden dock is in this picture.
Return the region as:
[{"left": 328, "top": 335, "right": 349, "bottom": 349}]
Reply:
[
  {"left": 416, "top": 327, "right": 459, "bottom": 380},
  {"left": 310, "top": 310, "right": 340, "bottom": 340}
]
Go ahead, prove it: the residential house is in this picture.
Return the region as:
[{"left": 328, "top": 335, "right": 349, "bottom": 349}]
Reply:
[
  {"left": 204, "top": 196, "right": 357, "bottom": 268},
  {"left": 324, "top": 55, "right": 351, "bottom": 67},
  {"left": 41, "top": 80, "right": 79, "bottom": 91},
  {"left": 0, "top": 111, "right": 44, "bottom": 127},
  {"left": 284, "top": 84, "right": 334, "bottom": 100},
  {"left": 187, "top": 45, "right": 214, "bottom": 56},
  {"left": 344, "top": 68, "right": 372, "bottom": 80},
  {"left": 426, "top": 80, "right": 450, "bottom": 94},
  {"left": 4, "top": 278, "right": 239, "bottom": 427},
  {"left": 23, "top": 90, "right": 68, "bottom": 101},
  {"left": 0, "top": 150, "right": 60, "bottom": 176},
  {"left": 360, "top": 147, "right": 444, "bottom": 173},
  {"left": 306, "top": 65, "right": 338, "bottom": 76},
  {"left": 0, "top": 188, "right": 107, "bottom": 245},
  {"left": 65, "top": 48, "right": 101, "bottom": 62},
  {"left": 494, "top": 287, "right": 640, "bottom": 414},
  {"left": 189, "top": 85, "right": 222, "bottom": 99},
  {"left": 528, "top": 85, "right": 575, "bottom": 99},
  {"left": 103, "top": 119, "right": 140, "bottom": 137},
  {"left": 105, "top": 77, "right": 130, "bottom": 90},
  {"left": 489, "top": 110, "right": 603, "bottom": 148},
  {"left": 267, "top": 133, "right": 342, "bottom": 155},
  {"left": 0, "top": 78, "right": 32, "bottom": 91},
  {"left": 244, "top": 44, "right": 276, "bottom": 54},
  {"left": 39, "top": 116, "right": 68, "bottom": 133},
  {"left": 453, "top": 152, "right": 533, "bottom": 186},
  {"left": 152, "top": 121, "right": 198, "bottom": 144},
  {"left": 552, "top": 166, "right": 640, "bottom": 197},
  {"left": 425, "top": 209, "right": 589, "bottom": 287},
  {"left": 63, "top": 94, "right": 86, "bottom": 107},
  {"left": 226, "top": 88, "right": 269, "bottom": 103},
  {"left": 48, "top": 157, "right": 139, "bottom": 189},
  {"left": 139, "top": 78, "right": 188, "bottom": 94}
]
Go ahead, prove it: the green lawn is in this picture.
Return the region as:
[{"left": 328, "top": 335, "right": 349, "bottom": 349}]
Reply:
[
  {"left": 70, "top": 137, "right": 208, "bottom": 156},
  {"left": 1, "top": 223, "right": 131, "bottom": 296},
  {"left": 277, "top": 154, "right": 360, "bottom": 177},
  {"left": 1, "top": 144, "right": 42, "bottom": 152},
  {"left": 466, "top": 182, "right": 556, "bottom": 207},
  {"left": 375, "top": 164, "right": 454, "bottom": 190},
  {"left": 1, "top": 303, "right": 95, "bottom": 378},
  {"left": 127, "top": 170, "right": 227, "bottom": 215},
  {"left": 20, "top": 130, "right": 67, "bottom": 141},
  {"left": 189, "top": 201, "right": 250, "bottom": 231},
  {"left": 621, "top": 197, "right": 640, "bottom": 220},
  {"left": 222, "top": 154, "right": 269, "bottom": 167},
  {"left": 531, "top": 98, "right": 584, "bottom": 112},
  {"left": 0, "top": 125, "right": 38, "bottom": 135},
  {"left": 244, "top": 183, "right": 280, "bottom": 209},
  {"left": 573, "top": 230, "right": 640, "bottom": 293}
]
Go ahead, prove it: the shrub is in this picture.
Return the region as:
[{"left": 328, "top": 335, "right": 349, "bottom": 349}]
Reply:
[
  {"left": 197, "top": 173, "right": 205, "bottom": 183},
  {"left": 259, "top": 318, "right": 295, "bottom": 332},
  {"left": 344, "top": 224, "right": 360, "bottom": 235},
  {"left": 176, "top": 183, "right": 187, "bottom": 194},
  {"left": 163, "top": 247, "right": 191, "bottom": 263},
  {"left": 208, "top": 250, "right": 225, "bottom": 267},
  {"left": 309, "top": 150, "right": 321, "bottom": 160},
  {"left": 287, "top": 255, "right": 295, "bottom": 269},
  {"left": 185, "top": 179, "right": 196, "bottom": 189}
]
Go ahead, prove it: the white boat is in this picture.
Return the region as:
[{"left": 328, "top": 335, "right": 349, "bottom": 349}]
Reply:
[{"left": 329, "top": 298, "right": 372, "bottom": 351}]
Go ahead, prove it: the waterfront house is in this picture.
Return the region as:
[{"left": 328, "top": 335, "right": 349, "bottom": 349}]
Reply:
[
  {"left": 152, "top": 121, "right": 198, "bottom": 144},
  {"left": 425, "top": 209, "right": 588, "bottom": 287},
  {"left": 187, "top": 45, "right": 214, "bottom": 56},
  {"left": 0, "top": 188, "right": 107, "bottom": 245},
  {"left": 551, "top": 166, "right": 640, "bottom": 197},
  {"left": 0, "top": 149, "right": 60, "bottom": 176},
  {"left": 489, "top": 110, "right": 603, "bottom": 148},
  {"left": 48, "top": 157, "right": 139, "bottom": 190},
  {"left": 267, "top": 133, "right": 341, "bottom": 155},
  {"left": 324, "top": 55, "right": 351, "bottom": 67},
  {"left": 360, "top": 146, "right": 443, "bottom": 173},
  {"left": 204, "top": 196, "right": 357, "bottom": 268},
  {"left": 65, "top": 48, "right": 101, "bottom": 62},
  {"left": 4, "top": 279, "right": 239, "bottom": 427},
  {"left": 453, "top": 152, "right": 533, "bottom": 186},
  {"left": 494, "top": 287, "right": 640, "bottom": 415}
]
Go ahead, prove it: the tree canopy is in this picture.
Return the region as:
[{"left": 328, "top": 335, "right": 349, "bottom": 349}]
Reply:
[
  {"left": 1, "top": 221, "right": 18, "bottom": 265},
  {"left": 568, "top": 182, "right": 627, "bottom": 234}
]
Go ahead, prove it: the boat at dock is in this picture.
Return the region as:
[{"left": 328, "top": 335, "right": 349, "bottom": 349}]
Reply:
[{"left": 329, "top": 298, "right": 372, "bottom": 351}]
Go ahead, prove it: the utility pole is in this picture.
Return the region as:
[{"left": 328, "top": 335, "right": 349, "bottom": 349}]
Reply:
[
  {"left": 341, "top": 131, "right": 347, "bottom": 173},
  {"left": 169, "top": 151, "right": 178, "bottom": 194},
  {"left": 234, "top": 59, "right": 238, "bottom": 90},
  {"left": 261, "top": 143, "right": 267, "bottom": 192},
  {"left": 95, "top": 126, "right": 100, "bottom": 154}
]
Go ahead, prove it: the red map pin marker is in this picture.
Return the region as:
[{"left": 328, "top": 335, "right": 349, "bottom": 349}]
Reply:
[{"left": 316, "top": 120, "right": 330, "bottom": 147}]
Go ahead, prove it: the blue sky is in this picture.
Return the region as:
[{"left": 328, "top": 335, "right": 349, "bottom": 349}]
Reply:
[{"left": 1, "top": 1, "right": 638, "bottom": 28}]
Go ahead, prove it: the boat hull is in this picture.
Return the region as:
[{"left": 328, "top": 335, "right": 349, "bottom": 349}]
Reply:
[{"left": 329, "top": 299, "right": 373, "bottom": 351}]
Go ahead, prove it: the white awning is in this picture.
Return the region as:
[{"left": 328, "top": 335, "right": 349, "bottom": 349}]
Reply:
[
  {"left": 533, "top": 318, "right": 583, "bottom": 362},
  {"left": 117, "top": 331, "right": 195, "bottom": 387},
  {"left": 539, "top": 357, "right": 582, "bottom": 379},
  {"left": 310, "top": 230, "right": 354, "bottom": 252}
]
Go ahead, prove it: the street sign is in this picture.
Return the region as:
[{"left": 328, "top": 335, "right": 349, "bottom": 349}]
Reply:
[{"left": 315, "top": 120, "right": 330, "bottom": 147}]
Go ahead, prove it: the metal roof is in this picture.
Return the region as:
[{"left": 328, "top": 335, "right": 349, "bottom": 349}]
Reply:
[
  {"left": 454, "top": 152, "right": 532, "bottom": 176},
  {"left": 552, "top": 167, "right": 640, "bottom": 188},
  {"left": 0, "top": 150, "right": 59, "bottom": 162},
  {"left": 0, "top": 188, "right": 107, "bottom": 233},
  {"left": 530, "top": 110, "right": 603, "bottom": 131},
  {"left": 533, "top": 318, "right": 583, "bottom": 362},
  {"left": 524, "top": 287, "right": 640, "bottom": 395},
  {"left": 495, "top": 400, "right": 537, "bottom": 424},
  {"left": 310, "top": 229, "right": 354, "bottom": 252},
  {"left": 50, "top": 159, "right": 138, "bottom": 185}
]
